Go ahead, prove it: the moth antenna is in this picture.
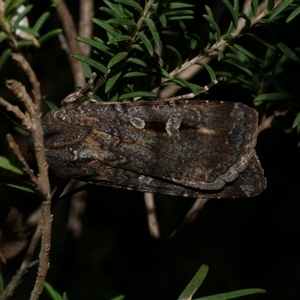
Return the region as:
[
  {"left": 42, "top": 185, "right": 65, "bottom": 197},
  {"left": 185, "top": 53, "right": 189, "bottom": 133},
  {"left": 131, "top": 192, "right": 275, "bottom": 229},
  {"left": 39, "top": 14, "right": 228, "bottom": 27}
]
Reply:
[{"left": 164, "top": 77, "right": 226, "bottom": 101}]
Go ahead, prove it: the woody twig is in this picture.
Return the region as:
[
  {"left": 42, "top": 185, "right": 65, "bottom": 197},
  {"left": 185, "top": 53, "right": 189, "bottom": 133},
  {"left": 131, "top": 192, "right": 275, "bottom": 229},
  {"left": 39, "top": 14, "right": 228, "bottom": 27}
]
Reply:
[{"left": 0, "top": 52, "right": 52, "bottom": 300}]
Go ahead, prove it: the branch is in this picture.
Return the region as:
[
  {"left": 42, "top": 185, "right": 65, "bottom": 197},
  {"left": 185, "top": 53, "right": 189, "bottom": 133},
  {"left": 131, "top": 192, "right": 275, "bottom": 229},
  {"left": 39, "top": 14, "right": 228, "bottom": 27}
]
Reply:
[
  {"left": 11, "top": 53, "right": 41, "bottom": 106},
  {"left": 52, "top": 0, "right": 85, "bottom": 87},
  {"left": 79, "top": 0, "right": 93, "bottom": 56},
  {"left": 0, "top": 50, "right": 52, "bottom": 298},
  {"left": 144, "top": 193, "right": 160, "bottom": 238}
]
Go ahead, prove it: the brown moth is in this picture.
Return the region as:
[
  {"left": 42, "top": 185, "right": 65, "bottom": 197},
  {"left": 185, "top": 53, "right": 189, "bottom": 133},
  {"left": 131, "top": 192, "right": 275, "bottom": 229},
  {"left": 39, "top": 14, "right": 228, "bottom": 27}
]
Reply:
[{"left": 42, "top": 74, "right": 266, "bottom": 198}]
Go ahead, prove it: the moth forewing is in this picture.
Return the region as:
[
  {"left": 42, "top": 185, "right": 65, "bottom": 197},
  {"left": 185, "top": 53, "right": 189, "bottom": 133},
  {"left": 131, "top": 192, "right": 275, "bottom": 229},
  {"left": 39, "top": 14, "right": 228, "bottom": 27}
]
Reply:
[{"left": 42, "top": 98, "right": 266, "bottom": 198}]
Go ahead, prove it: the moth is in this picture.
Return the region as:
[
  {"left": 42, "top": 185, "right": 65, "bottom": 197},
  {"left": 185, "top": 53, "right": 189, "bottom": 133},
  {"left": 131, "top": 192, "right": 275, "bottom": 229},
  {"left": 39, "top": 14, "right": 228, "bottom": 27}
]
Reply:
[{"left": 42, "top": 74, "right": 266, "bottom": 198}]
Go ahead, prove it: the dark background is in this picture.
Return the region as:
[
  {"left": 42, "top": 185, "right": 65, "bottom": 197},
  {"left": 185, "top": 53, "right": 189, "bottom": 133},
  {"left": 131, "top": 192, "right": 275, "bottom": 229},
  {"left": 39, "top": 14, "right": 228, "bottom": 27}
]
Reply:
[{"left": 1, "top": 1, "right": 300, "bottom": 299}]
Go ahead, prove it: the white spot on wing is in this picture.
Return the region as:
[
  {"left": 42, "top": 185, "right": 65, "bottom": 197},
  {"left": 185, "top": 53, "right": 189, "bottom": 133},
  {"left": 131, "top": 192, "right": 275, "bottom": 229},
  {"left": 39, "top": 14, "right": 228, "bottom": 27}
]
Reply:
[{"left": 130, "top": 117, "right": 145, "bottom": 129}]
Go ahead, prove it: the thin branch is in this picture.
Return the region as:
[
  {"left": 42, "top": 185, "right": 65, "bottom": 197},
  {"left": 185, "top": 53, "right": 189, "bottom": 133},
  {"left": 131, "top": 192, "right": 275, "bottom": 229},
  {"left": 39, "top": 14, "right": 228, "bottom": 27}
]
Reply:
[
  {"left": 0, "top": 51, "right": 52, "bottom": 300},
  {"left": 52, "top": 0, "right": 85, "bottom": 87},
  {"left": 11, "top": 53, "right": 41, "bottom": 106},
  {"left": 21, "top": 226, "right": 42, "bottom": 270},
  {"left": 144, "top": 193, "right": 160, "bottom": 239},
  {"left": 169, "top": 197, "right": 209, "bottom": 239},
  {"left": 79, "top": 0, "right": 93, "bottom": 56},
  {"left": 0, "top": 261, "right": 39, "bottom": 300},
  {"left": 5, "top": 79, "right": 36, "bottom": 117},
  {"left": 0, "top": 97, "right": 30, "bottom": 129},
  {"left": 6, "top": 134, "right": 38, "bottom": 186}
]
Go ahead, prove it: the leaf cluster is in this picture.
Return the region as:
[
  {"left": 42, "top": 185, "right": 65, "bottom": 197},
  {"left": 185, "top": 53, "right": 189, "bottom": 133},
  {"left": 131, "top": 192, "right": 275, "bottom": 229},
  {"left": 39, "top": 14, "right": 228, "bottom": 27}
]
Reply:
[
  {"left": 0, "top": 0, "right": 62, "bottom": 69},
  {"left": 74, "top": 0, "right": 198, "bottom": 101}
]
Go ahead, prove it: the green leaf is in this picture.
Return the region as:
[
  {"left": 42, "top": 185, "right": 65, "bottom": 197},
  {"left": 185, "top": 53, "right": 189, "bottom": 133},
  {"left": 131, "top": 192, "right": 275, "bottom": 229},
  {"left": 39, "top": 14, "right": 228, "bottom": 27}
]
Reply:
[
  {"left": 123, "top": 71, "right": 149, "bottom": 78},
  {"left": 267, "top": 0, "right": 275, "bottom": 11},
  {"left": 44, "top": 282, "right": 63, "bottom": 300},
  {"left": 119, "top": 91, "right": 158, "bottom": 100},
  {"left": 194, "top": 288, "right": 266, "bottom": 300},
  {"left": 222, "top": 0, "right": 238, "bottom": 29},
  {"left": 5, "top": 182, "right": 35, "bottom": 193},
  {"left": 164, "top": 2, "right": 195, "bottom": 9},
  {"left": 91, "top": 18, "right": 120, "bottom": 37},
  {"left": 73, "top": 55, "right": 107, "bottom": 73},
  {"left": 32, "top": 3, "right": 59, "bottom": 32},
  {"left": 160, "top": 68, "right": 171, "bottom": 79},
  {"left": 107, "top": 52, "right": 128, "bottom": 68},
  {"left": 0, "top": 177, "right": 35, "bottom": 193},
  {"left": 238, "top": 12, "right": 251, "bottom": 28},
  {"left": 0, "top": 156, "right": 23, "bottom": 175},
  {"left": 39, "top": 29, "right": 62, "bottom": 45},
  {"left": 83, "top": 62, "right": 93, "bottom": 78},
  {"left": 107, "top": 35, "right": 132, "bottom": 45},
  {"left": 114, "top": 0, "right": 143, "bottom": 12},
  {"left": 105, "top": 71, "right": 122, "bottom": 93},
  {"left": 14, "top": 126, "right": 30, "bottom": 137},
  {"left": 159, "top": 14, "right": 167, "bottom": 27},
  {"left": 0, "top": 32, "right": 9, "bottom": 43},
  {"left": 232, "top": 44, "right": 262, "bottom": 63},
  {"left": 246, "top": 33, "right": 277, "bottom": 52},
  {"left": 33, "top": 11, "right": 51, "bottom": 32},
  {"left": 103, "top": 0, "right": 127, "bottom": 18},
  {"left": 224, "top": 58, "right": 253, "bottom": 76},
  {"left": 277, "top": 42, "right": 300, "bottom": 63},
  {"left": 11, "top": 4, "right": 33, "bottom": 28},
  {"left": 45, "top": 100, "right": 58, "bottom": 110},
  {"left": 195, "top": 62, "right": 216, "bottom": 81},
  {"left": 165, "top": 10, "right": 194, "bottom": 17},
  {"left": 99, "top": 6, "right": 120, "bottom": 18},
  {"left": 62, "top": 292, "right": 68, "bottom": 300},
  {"left": 110, "top": 295, "right": 125, "bottom": 300},
  {"left": 203, "top": 8, "right": 221, "bottom": 41},
  {"left": 127, "top": 57, "right": 148, "bottom": 67},
  {"left": 177, "top": 265, "right": 209, "bottom": 300},
  {"left": 250, "top": 0, "right": 259, "bottom": 17},
  {"left": 166, "top": 77, "right": 201, "bottom": 92},
  {"left": 293, "top": 112, "right": 300, "bottom": 128},
  {"left": 13, "top": 25, "right": 39, "bottom": 37},
  {"left": 107, "top": 18, "right": 136, "bottom": 27},
  {"left": 254, "top": 93, "right": 295, "bottom": 103},
  {"left": 137, "top": 32, "right": 154, "bottom": 56},
  {"left": 268, "top": 0, "right": 294, "bottom": 22},
  {"left": 76, "top": 37, "right": 113, "bottom": 56},
  {"left": 144, "top": 19, "right": 160, "bottom": 46},
  {"left": 166, "top": 45, "right": 182, "bottom": 69},
  {"left": 0, "top": 48, "right": 12, "bottom": 70},
  {"left": 204, "top": 5, "right": 214, "bottom": 18},
  {"left": 286, "top": 5, "right": 300, "bottom": 23},
  {"left": 5, "top": 0, "right": 27, "bottom": 15}
]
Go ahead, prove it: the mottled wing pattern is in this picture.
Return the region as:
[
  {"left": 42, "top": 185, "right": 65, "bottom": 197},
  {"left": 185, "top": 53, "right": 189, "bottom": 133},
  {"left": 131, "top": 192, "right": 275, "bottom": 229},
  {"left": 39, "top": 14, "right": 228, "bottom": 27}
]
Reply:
[{"left": 42, "top": 100, "right": 266, "bottom": 198}]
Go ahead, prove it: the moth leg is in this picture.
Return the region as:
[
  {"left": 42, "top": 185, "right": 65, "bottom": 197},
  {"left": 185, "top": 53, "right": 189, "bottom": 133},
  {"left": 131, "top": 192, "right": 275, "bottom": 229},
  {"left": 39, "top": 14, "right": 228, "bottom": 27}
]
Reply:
[
  {"left": 164, "top": 76, "right": 226, "bottom": 101},
  {"left": 61, "top": 73, "right": 97, "bottom": 104},
  {"left": 61, "top": 70, "right": 111, "bottom": 106},
  {"left": 89, "top": 69, "right": 111, "bottom": 95}
]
